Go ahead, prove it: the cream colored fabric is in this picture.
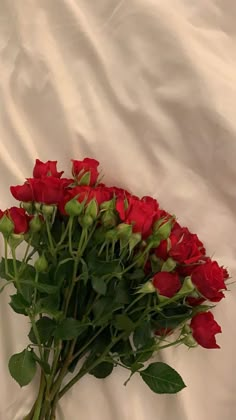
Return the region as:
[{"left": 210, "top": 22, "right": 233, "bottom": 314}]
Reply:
[{"left": 0, "top": 1, "right": 236, "bottom": 419}]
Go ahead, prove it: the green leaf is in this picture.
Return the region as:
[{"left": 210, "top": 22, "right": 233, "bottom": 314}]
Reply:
[
  {"left": 93, "top": 297, "right": 123, "bottom": 326},
  {"left": 112, "top": 339, "right": 135, "bottom": 367},
  {"left": 20, "top": 280, "right": 58, "bottom": 295},
  {"left": 0, "top": 259, "right": 35, "bottom": 281},
  {"left": 91, "top": 276, "right": 107, "bottom": 295},
  {"left": 90, "top": 362, "right": 114, "bottom": 379},
  {"left": 134, "top": 338, "right": 156, "bottom": 363},
  {"left": 35, "top": 294, "right": 62, "bottom": 319},
  {"left": 113, "top": 314, "right": 135, "bottom": 333},
  {"left": 9, "top": 294, "right": 30, "bottom": 315},
  {"left": 128, "top": 269, "right": 145, "bottom": 281},
  {"left": 140, "top": 362, "right": 186, "bottom": 394},
  {"left": 54, "top": 257, "right": 74, "bottom": 287},
  {"left": 54, "top": 318, "right": 86, "bottom": 340},
  {"left": 87, "top": 251, "right": 122, "bottom": 277},
  {"left": 32, "top": 353, "right": 51, "bottom": 374},
  {"left": 8, "top": 349, "right": 37, "bottom": 387},
  {"left": 28, "top": 317, "right": 57, "bottom": 344},
  {"left": 114, "top": 279, "right": 131, "bottom": 304},
  {"left": 133, "top": 322, "right": 152, "bottom": 350}
]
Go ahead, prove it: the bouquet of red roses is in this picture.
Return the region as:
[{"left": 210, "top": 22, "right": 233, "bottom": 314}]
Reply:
[{"left": 0, "top": 158, "right": 228, "bottom": 420}]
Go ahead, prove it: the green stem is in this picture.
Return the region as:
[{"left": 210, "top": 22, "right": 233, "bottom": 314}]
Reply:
[
  {"left": 56, "top": 218, "right": 71, "bottom": 250},
  {"left": 11, "top": 246, "right": 22, "bottom": 292},
  {"left": 4, "top": 238, "right": 14, "bottom": 279},
  {"left": 32, "top": 372, "right": 46, "bottom": 420},
  {"left": 45, "top": 218, "right": 55, "bottom": 257},
  {"left": 30, "top": 315, "right": 44, "bottom": 361},
  {"left": 59, "top": 331, "right": 127, "bottom": 400},
  {"left": 70, "top": 326, "right": 106, "bottom": 362},
  {"left": 68, "top": 217, "right": 74, "bottom": 256},
  {"left": 21, "top": 240, "right": 32, "bottom": 268},
  {"left": 124, "top": 294, "right": 145, "bottom": 313},
  {"left": 33, "top": 272, "right": 39, "bottom": 306}
]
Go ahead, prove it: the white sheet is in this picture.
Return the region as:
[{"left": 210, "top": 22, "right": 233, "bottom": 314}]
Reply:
[{"left": 0, "top": 1, "right": 236, "bottom": 419}]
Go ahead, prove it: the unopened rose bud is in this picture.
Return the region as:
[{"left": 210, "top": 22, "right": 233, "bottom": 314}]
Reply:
[
  {"left": 78, "top": 171, "right": 91, "bottom": 186},
  {"left": 156, "top": 220, "right": 173, "bottom": 241},
  {"left": 29, "top": 215, "right": 43, "bottom": 233},
  {"left": 0, "top": 214, "right": 14, "bottom": 237},
  {"left": 105, "top": 229, "right": 118, "bottom": 241},
  {"left": 21, "top": 202, "right": 33, "bottom": 213},
  {"left": 136, "top": 281, "right": 156, "bottom": 294},
  {"left": 34, "top": 254, "right": 48, "bottom": 272},
  {"left": 65, "top": 199, "right": 83, "bottom": 217},
  {"left": 101, "top": 210, "right": 117, "bottom": 228},
  {"left": 42, "top": 205, "right": 55, "bottom": 216},
  {"left": 183, "top": 334, "right": 198, "bottom": 348},
  {"left": 35, "top": 203, "right": 41, "bottom": 212},
  {"left": 177, "top": 277, "right": 195, "bottom": 296},
  {"left": 8, "top": 233, "right": 24, "bottom": 249},
  {"left": 79, "top": 215, "right": 94, "bottom": 228},
  {"left": 116, "top": 223, "right": 132, "bottom": 239},
  {"left": 85, "top": 199, "right": 98, "bottom": 220},
  {"left": 182, "top": 324, "right": 192, "bottom": 335},
  {"left": 129, "top": 233, "right": 142, "bottom": 253},
  {"left": 100, "top": 199, "right": 115, "bottom": 211}
]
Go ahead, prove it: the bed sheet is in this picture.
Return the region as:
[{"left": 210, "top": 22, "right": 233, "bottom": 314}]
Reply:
[{"left": 0, "top": 1, "right": 236, "bottom": 419}]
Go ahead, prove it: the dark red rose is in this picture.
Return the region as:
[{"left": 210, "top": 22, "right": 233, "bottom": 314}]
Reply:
[
  {"left": 4, "top": 207, "right": 30, "bottom": 233},
  {"left": 116, "top": 196, "right": 157, "bottom": 237},
  {"left": 155, "top": 225, "right": 205, "bottom": 265},
  {"left": 60, "top": 178, "right": 75, "bottom": 189},
  {"left": 186, "top": 296, "right": 205, "bottom": 306},
  {"left": 190, "top": 312, "right": 222, "bottom": 349},
  {"left": 141, "top": 196, "right": 159, "bottom": 212},
  {"left": 10, "top": 182, "right": 34, "bottom": 202},
  {"left": 109, "top": 186, "right": 132, "bottom": 199},
  {"left": 33, "top": 159, "right": 63, "bottom": 178},
  {"left": 72, "top": 158, "right": 99, "bottom": 186},
  {"left": 191, "top": 260, "right": 227, "bottom": 302},
  {"left": 169, "top": 227, "right": 205, "bottom": 264},
  {"left": 223, "top": 267, "right": 230, "bottom": 280},
  {"left": 141, "top": 196, "right": 161, "bottom": 223},
  {"left": 153, "top": 272, "right": 181, "bottom": 298},
  {"left": 28, "top": 177, "right": 65, "bottom": 205}
]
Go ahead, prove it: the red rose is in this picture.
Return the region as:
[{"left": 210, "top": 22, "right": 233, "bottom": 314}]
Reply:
[
  {"left": 10, "top": 182, "right": 34, "bottom": 202},
  {"left": 186, "top": 297, "right": 205, "bottom": 306},
  {"left": 116, "top": 196, "right": 157, "bottom": 237},
  {"left": 28, "top": 177, "right": 65, "bottom": 205},
  {"left": 223, "top": 267, "right": 230, "bottom": 280},
  {"left": 155, "top": 225, "right": 205, "bottom": 265},
  {"left": 3, "top": 207, "right": 30, "bottom": 234},
  {"left": 190, "top": 312, "right": 222, "bottom": 349},
  {"left": 153, "top": 272, "right": 181, "bottom": 298},
  {"left": 33, "top": 159, "right": 63, "bottom": 178},
  {"left": 170, "top": 227, "right": 205, "bottom": 264},
  {"left": 109, "top": 186, "right": 132, "bottom": 199},
  {"left": 72, "top": 158, "right": 99, "bottom": 186},
  {"left": 191, "top": 260, "right": 227, "bottom": 302}
]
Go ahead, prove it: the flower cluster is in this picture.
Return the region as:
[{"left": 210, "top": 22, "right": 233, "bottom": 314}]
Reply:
[{"left": 0, "top": 158, "right": 229, "bottom": 418}]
